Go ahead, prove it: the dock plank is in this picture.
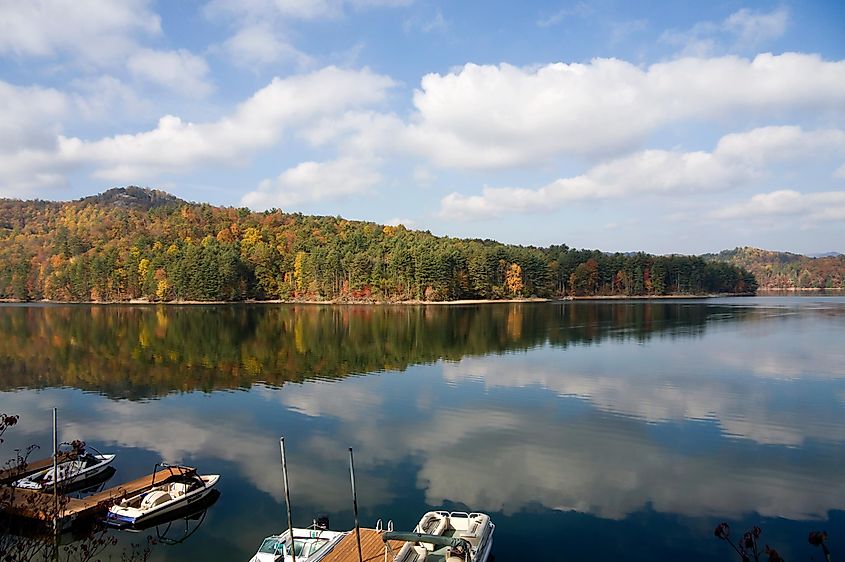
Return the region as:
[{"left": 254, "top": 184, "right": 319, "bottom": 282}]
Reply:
[{"left": 321, "top": 529, "right": 405, "bottom": 562}]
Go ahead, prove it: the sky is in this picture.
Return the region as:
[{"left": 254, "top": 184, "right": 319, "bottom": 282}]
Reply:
[{"left": 0, "top": 0, "right": 844, "bottom": 255}]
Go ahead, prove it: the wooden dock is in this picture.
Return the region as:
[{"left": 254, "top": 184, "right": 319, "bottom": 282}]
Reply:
[
  {"left": 2, "top": 465, "right": 196, "bottom": 521},
  {"left": 320, "top": 529, "right": 406, "bottom": 562},
  {"left": 0, "top": 452, "right": 78, "bottom": 486}
]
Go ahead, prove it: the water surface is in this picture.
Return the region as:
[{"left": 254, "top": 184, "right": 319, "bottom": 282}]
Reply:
[{"left": 0, "top": 298, "right": 843, "bottom": 561}]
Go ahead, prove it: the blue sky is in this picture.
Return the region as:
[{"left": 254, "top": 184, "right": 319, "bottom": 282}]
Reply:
[{"left": 0, "top": 0, "right": 844, "bottom": 254}]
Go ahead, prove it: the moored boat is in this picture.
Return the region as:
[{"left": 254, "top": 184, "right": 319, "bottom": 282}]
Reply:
[
  {"left": 106, "top": 465, "right": 219, "bottom": 528},
  {"left": 249, "top": 518, "right": 348, "bottom": 562},
  {"left": 383, "top": 511, "right": 494, "bottom": 562},
  {"left": 13, "top": 446, "right": 115, "bottom": 491}
]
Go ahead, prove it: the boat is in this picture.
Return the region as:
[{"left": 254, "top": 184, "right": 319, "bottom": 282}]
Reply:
[
  {"left": 106, "top": 464, "right": 219, "bottom": 528},
  {"left": 13, "top": 445, "right": 115, "bottom": 491},
  {"left": 249, "top": 517, "right": 348, "bottom": 562},
  {"left": 383, "top": 511, "right": 494, "bottom": 562}
]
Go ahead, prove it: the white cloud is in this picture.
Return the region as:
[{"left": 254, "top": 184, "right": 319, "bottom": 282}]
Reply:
[
  {"left": 0, "top": 149, "right": 72, "bottom": 194},
  {"left": 406, "top": 54, "right": 845, "bottom": 170},
  {"left": 69, "top": 75, "right": 154, "bottom": 122},
  {"left": 0, "top": 0, "right": 160, "bottom": 65},
  {"left": 219, "top": 23, "right": 312, "bottom": 68},
  {"left": 0, "top": 81, "right": 69, "bottom": 151},
  {"left": 127, "top": 49, "right": 214, "bottom": 98},
  {"left": 724, "top": 7, "right": 789, "bottom": 50},
  {"left": 242, "top": 157, "right": 382, "bottom": 208},
  {"left": 712, "top": 190, "right": 845, "bottom": 222},
  {"left": 661, "top": 7, "right": 789, "bottom": 56},
  {"left": 439, "top": 127, "right": 845, "bottom": 219},
  {"left": 10, "top": 66, "right": 394, "bottom": 185}
]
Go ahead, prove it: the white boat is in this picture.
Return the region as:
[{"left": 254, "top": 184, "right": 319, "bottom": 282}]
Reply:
[
  {"left": 13, "top": 449, "right": 115, "bottom": 491},
  {"left": 106, "top": 467, "right": 219, "bottom": 528},
  {"left": 249, "top": 520, "right": 348, "bottom": 562},
  {"left": 383, "top": 511, "right": 494, "bottom": 562}
]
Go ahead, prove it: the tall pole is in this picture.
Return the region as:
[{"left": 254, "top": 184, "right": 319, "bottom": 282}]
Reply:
[
  {"left": 279, "top": 437, "right": 296, "bottom": 562},
  {"left": 52, "top": 407, "right": 58, "bottom": 559},
  {"left": 349, "top": 447, "right": 363, "bottom": 562}
]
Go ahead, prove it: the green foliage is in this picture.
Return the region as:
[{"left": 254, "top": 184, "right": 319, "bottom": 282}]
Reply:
[{"left": 0, "top": 189, "right": 757, "bottom": 302}]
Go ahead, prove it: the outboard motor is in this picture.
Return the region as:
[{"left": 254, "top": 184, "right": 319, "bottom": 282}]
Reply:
[{"left": 315, "top": 515, "right": 330, "bottom": 530}]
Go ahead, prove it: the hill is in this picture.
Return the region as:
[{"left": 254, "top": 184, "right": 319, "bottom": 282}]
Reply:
[
  {"left": 705, "top": 247, "right": 845, "bottom": 290},
  {"left": 0, "top": 188, "right": 755, "bottom": 302},
  {"left": 77, "top": 186, "right": 187, "bottom": 210}
]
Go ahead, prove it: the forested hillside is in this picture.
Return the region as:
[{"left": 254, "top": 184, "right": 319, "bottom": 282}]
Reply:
[
  {"left": 706, "top": 247, "right": 845, "bottom": 290},
  {"left": 0, "top": 187, "right": 755, "bottom": 302}
]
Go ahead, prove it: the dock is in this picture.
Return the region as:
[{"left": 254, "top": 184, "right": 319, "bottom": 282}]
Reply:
[
  {"left": 320, "top": 529, "right": 406, "bottom": 562},
  {"left": 2, "top": 465, "right": 196, "bottom": 521}
]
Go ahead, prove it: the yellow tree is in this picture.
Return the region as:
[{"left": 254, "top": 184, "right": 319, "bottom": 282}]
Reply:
[{"left": 505, "top": 263, "right": 523, "bottom": 296}]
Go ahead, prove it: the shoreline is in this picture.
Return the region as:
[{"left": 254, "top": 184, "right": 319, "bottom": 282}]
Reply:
[{"left": 0, "top": 294, "right": 757, "bottom": 306}]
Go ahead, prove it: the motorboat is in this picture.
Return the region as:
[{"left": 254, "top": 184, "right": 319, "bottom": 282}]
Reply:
[
  {"left": 383, "top": 511, "right": 494, "bottom": 562},
  {"left": 106, "top": 464, "right": 219, "bottom": 528},
  {"left": 249, "top": 518, "right": 348, "bottom": 562},
  {"left": 13, "top": 445, "right": 115, "bottom": 491}
]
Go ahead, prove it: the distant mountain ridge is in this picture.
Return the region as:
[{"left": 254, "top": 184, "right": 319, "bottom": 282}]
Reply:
[
  {"left": 0, "top": 187, "right": 756, "bottom": 302},
  {"left": 705, "top": 247, "right": 844, "bottom": 289}
]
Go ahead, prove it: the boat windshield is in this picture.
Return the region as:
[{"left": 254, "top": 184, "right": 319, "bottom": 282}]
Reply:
[
  {"left": 288, "top": 538, "right": 328, "bottom": 558},
  {"left": 257, "top": 537, "right": 284, "bottom": 554},
  {"left": 256, "top": 536, "right": 329, "bottom": 557}
]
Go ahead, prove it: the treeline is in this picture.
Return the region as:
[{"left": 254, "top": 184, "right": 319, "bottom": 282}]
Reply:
[
  {"left": 706, "top": 247, "right": 844, "bottom": 290},
  {"left": 0, "top": 187, "right": 756, "bottom": 302}
]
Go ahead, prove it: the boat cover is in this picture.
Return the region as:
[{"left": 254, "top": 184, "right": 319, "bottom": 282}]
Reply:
[{"left": 382, "top": 531, "right": 466, "bottom": 549}]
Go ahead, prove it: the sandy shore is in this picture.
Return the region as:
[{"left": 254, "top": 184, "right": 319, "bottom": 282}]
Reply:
[{"left": 0, "top": 294, "right": 760, "bottom": 305}]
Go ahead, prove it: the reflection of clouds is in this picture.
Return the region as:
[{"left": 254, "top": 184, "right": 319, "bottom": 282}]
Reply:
[
  {"left": 415, "top": 408, "right": 845, "bottom": 521},
  {"left": 0, "top": 388, "right": 393, "bottom": 514},
  {"left": 275, "top": 381, "right": 384, "bottom": 422},
  {"left": 441, "top": 340, "right": 845, "bottom": 447},
  {"left": 252, "top": 368, "right": 845, "bottom": 522},
  {"left": 4, "top": 369, "right": 844, "bottom": 524}
]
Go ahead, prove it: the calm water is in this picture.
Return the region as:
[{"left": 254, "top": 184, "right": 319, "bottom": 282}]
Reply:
[{"left": 1, "top": 298, "right": 844, "bottom": 561}]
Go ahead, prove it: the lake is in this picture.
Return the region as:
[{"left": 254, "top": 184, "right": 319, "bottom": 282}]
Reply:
[{"left": 1, "top": 298, "right": 843, "bottom": 561}]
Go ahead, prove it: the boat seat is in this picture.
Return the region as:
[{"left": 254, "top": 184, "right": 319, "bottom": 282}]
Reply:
[
  {"left": 140, "top": 490, "right": 172, "bottom": 510},
  {"left": 394, "top": 543, "right": 422, "bottom": 562},
  {"left": 457, "top": 514, "right": 489, "bottom": 549},
  {"left": 169, "top": 482, "right": 190, "bottom": 496}
]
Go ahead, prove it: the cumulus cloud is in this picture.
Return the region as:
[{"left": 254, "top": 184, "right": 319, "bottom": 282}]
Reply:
[
  {"left": 406, "top": 53, "right": 845, "bottom": 169},
  {"left": 1, "top": 66, "right": 394, "bottom": 187},
  {"left": 711, "top": 190, "right": 845, "bottom": 223},
  {"left": 0, "top": 81, "right": 69, "bottom": 151},
  {"left": 0, "top": 0, "right": 160, "bottom": 65},
  {"left": 242, "top": 157, "right": 382, "bottom": 208},
  {"left": 438, "top": 127, "right": 845, "bottom": 219},
  {"left": 127, "top": 49, "right": 214, "bottom": 98},
  {"left": 219, "top": 23, "right": 312, "bottom": 68}
]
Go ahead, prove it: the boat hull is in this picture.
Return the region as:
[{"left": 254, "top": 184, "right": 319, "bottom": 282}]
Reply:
[
  {"left": 14, "top": 454, "right": 115, "bottom": 491},
  {"left": 106, "top": 475, "right": 219, "bottom": 528}
]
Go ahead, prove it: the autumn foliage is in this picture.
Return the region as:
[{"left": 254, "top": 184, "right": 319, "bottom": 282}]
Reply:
[{"left": 0, "top": 187, "right": 756, "bottom": 302}]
